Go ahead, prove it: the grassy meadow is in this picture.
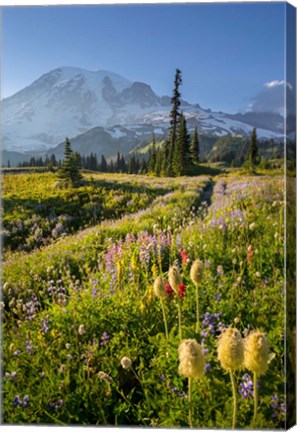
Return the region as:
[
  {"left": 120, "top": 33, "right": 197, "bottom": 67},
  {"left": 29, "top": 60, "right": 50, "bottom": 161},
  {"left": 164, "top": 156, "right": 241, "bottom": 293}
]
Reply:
[{"left": 1, "top": 170, "right": 288, "bottom": 428}]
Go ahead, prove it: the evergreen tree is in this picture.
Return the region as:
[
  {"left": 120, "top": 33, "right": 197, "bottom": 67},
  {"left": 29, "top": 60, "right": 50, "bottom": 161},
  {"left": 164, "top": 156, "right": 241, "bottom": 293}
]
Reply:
[
  {"left": 100, "top": 155, "right": 108, "bottom": 172},
  {"left": 50, "top": 154, "right": 57, "bottom": 167},
  {"left": 168, "top": 69, "right": 182, "bottom": 175},
  {"left": 191, "top": 127, "right": 200, "bottom": 163},
  {"left": 148, "top": 135, "right": 157, "bottom": 172},
  {"left": 120, "top": 154, "right": 127, "bottom": 173},
  {"left": 172, "top": 113, "right": 191, "bottom": 176},
  {"left": 141, "top": 158, "right": 148, "bottom": 174},
  {"left": 135, "top": 157, "right": 140, "bottom": 174},
  {"left": 89, "top": 153, "right": 98, "bottom": 171},
  {"left": 7, "top": 160, "right": 11, "bottom": 168},
  {"left": 161, "top": 140, "right": 171, "bottom": 176},
  {"left": 110, "top": 160, "right": 115, "bottom": 173},
  {"left": 155, "top": 148, "right": 163, "bottom": 176},
  {"left": 115, "top": 152, "right": 121, "bottom": 173},
  {"left": 57, "top": 137, "right": 82, "bottom": 186},
  {"left": 29, "top": 157, "right": 36, "bottom": 167},
  {"left": 246, "top": 128, "right": 258, "bottom": 169}
]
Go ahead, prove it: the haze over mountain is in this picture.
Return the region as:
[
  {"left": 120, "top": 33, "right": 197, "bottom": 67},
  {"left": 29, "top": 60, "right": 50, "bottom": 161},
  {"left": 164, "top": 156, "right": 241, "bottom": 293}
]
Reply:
[{"left": 2, "top": 66, "right": 287, "bottom": 163}]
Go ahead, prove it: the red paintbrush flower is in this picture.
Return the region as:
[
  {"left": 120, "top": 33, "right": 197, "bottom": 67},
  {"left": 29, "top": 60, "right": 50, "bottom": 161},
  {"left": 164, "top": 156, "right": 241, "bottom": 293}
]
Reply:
[
  {"left": 178, "top": 284, "right": 186, "bottom": 300},
  {"left": 180, "top": 249, "right": 189, "bottom": 265},
  {"left": 165, "top": 282, "right": 174, "bottom": 296}
]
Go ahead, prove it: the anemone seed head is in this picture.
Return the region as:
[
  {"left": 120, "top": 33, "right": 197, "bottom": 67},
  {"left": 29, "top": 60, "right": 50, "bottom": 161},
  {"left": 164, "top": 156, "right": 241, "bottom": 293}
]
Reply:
[
  {"left": 98, "top": 371, "right": 113, "bottom": 384},
  {"left": 121, "top": 356, "right": 132, "bottom": 370},
  {"left": 178, "top": 339, "right": 205, "bottom": 379},
  {"left": 153, "top": 276, "right": 165, "bottom": 298},
  {"left": 190, "top": 259, "right": 204, "bottom": 285},
  {"left": 217, "top": 327, "right": 244, "bottom": 371},
  {"left": 168, "top": 266, "right": 182, "bottom": 294},
  {"left": 244, "top": 330, "right": 270, "bottom": 375}
]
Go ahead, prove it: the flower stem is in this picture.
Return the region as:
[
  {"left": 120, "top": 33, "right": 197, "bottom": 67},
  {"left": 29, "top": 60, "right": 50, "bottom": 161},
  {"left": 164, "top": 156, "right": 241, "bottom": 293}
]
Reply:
[
  {"left": 253, "top": 372, "right": 258, "bottom": 423},
  {"left": 195, "top": 283, "right": 200, "bottom": 334},
  {"left": 188, "top": 377, "right": 193, "bottom": 428},
  {"left": 230, "top": 370, "right": 237, "bottom": 429},
  {"left": 177, "top": 300, "right": 182, "bottom": 341},
  {"left": 160, "top": 298, "right": 169, "bottom": 341}
]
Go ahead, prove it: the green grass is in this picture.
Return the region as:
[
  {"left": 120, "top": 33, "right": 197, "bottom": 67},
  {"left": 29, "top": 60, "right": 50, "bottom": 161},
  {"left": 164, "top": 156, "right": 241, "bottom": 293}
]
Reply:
[{"left": 2, "top": 172, "right": 177, "bottom": 254}]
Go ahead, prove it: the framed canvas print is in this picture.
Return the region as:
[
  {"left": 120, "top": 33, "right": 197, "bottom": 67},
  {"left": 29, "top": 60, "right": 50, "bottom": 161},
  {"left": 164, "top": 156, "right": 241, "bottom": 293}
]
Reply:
[{"left": 0, "top": 0, "right": 296, "bottom": 429}]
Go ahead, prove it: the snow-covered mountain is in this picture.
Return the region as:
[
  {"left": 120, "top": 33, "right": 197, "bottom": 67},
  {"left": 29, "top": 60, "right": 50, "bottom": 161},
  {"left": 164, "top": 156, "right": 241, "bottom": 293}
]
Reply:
[{"left": 2, "top": 66, "right": 285, "bottom": 157}]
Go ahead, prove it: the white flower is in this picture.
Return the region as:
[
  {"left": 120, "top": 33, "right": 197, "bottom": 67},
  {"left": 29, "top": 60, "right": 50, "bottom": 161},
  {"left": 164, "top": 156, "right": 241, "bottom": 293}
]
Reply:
[
  {"left": 249, "top": 223, "right": 256, "bottom": 230},
  {"left": 217, "top": 265, "right": 224, "bottom": 276},
  {"left": 255, "top": 272, "right": 261, "bottom": 278},
  {"left": 78, "top": 324, "right": 86, "bottom": 335},
  {"left": 121, "top": 356, "right": 132, "bottom": 370}
]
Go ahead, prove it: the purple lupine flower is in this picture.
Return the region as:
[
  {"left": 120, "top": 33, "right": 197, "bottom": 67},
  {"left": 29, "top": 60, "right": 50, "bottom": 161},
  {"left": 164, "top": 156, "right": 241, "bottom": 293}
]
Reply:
[
  {"left": 91, "top": 279, "right": 100, "bottom": 299},
  {"left": 13, "top": 395, "right": 22, "bottom": 408},
  {"left": 22, "top": 395, "right": 30, "bottom": 408},
  {"left": 49, "top": 399, "right": 64, "bottom": 411},
  {"left": 239, "top": 373, "right": 254, "bottom": 399},
  {"left": 40, "top": 316, "right": 50, "bottom": 333},
  {"left": 239, "top": 374, "right": 260, "bottom": 399},
  {"left": 271, "top": 395, "right": 280, "bottom": 409},
  {"left": 14, "top": 395, "right": 29, "bottom": 408},
  {"left": 100, "top": 331, "right": 110, "bottom": 346},
  {"left": 214, "top": 293, "right": 222, "bottom": 302},
  {"left": 25, "top": 340, "right": 33, "bottom": 354},
  {"left": 200, "top": 329, "right": 209, "bottom": 338}
]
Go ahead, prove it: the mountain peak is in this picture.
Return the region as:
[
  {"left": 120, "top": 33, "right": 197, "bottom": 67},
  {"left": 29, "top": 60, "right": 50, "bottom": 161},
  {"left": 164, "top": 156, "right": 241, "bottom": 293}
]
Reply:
[{"left": 2, "top": 66, "right": 285, "bottom": 155}]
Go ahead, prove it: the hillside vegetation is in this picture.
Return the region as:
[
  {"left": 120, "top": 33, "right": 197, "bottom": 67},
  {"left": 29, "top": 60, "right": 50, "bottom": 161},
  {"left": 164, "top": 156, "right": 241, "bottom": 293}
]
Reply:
[{"left": 2, "top": 171, "right": 290, "bottom": 428}]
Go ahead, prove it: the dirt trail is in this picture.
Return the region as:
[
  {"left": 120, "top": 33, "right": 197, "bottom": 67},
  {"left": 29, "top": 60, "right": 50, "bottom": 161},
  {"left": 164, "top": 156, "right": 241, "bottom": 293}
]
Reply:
[{"left": 201, "top": 179, "right": 215, "bottom": 205}]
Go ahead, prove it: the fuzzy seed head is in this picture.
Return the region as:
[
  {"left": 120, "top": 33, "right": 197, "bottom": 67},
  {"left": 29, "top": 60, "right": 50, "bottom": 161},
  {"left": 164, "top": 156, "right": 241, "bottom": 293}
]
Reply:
[
  {"left": 217, "top": 327, "right": 244, "bottom": 371},
  {"left": 121, "top": 356, "right": 132, "bottom": 370},
  {"left": 153, "top": 276, "right": 165, "bottom": 298},
  {"left": 98, "top": 371, "right": 113, "bottom": 384},
  {"left": 168, "top": 266, "right": 182, "bottom": 294},
  {"left": 78, "top": 324, "right": 86, "bottom": 335},
  {"left": 244, "top": 330, "right": 269, "bottom": 375},
  {"left": 190, "top": 259, "right": 204, "bottom": 285},
  {"left": 178, "top": 339, "right": 205, "bottom": 378}
]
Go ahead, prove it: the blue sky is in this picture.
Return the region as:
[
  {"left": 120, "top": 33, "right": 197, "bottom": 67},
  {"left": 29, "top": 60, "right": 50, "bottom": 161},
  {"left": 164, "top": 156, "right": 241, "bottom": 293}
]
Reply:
[{"left": 2, "top": 2, "right": 286, "bottom": 113}]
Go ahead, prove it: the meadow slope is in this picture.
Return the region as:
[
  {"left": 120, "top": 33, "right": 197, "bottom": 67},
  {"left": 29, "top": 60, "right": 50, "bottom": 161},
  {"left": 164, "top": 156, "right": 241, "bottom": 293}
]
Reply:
[{"left": 1, "top": 172, "right": 288, "bottom": 428}]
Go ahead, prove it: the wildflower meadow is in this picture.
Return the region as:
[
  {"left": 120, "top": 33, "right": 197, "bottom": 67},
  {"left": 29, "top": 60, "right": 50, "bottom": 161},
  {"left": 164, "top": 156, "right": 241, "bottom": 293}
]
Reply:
[{"left": 1, "top": 170, "right": 292, "bottom": 428}]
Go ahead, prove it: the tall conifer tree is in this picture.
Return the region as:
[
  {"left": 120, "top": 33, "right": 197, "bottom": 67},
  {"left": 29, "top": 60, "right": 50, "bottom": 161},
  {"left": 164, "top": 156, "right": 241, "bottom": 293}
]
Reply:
[
  {"left": 173, "top": 113, "right": 191, "bottom": 176},
  {"left": 191, "top": 127, "right": 200, "bottom": 163},
  {"left": 168, "top": 69, "right": 182, "bottom": 175},
  {"left": 246, "top": 128, "right": 258, "bottom": 169}
]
